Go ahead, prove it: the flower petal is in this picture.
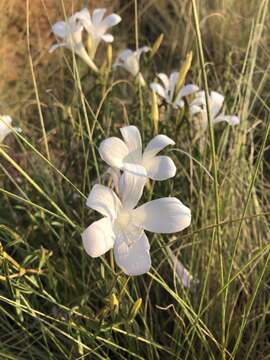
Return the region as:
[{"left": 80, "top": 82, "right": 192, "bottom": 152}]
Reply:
[
  {"left": 86, "top": 184, "right": 121, "bottom": 220},
  {"left": 52, "top": 21, "right": 67, "bottom": 38},
  {"left": 143, "top": 134, "right": 175, "bottom": 160},
  {"left": 157, "top": 73, "right": 170, "bottom": 91},
  {"left": 0, "top": 115, "right": 12, "bottom": 143},
  {"left": 101, "top": 34, "right": 114, "bottom": 42},
  {"left": 101, "top": 14, "right": 121, "bottom": 29},
  {"left": 49, "top": 43, "right": 67, "bottom": 53},
  {"left": 120, "top": 125, "right": 142, "bottom": 161},
  {"left": 119, "top": 164, "right": 147, "bottom": 209},
  {"left": 92, "top": 8, "right": 107, "bottom": 26},
  {"left": 210, "top": 91, "right": 224, "bottom": 117},
  {"left": 82, "top": 217, "right": 115, "bottom": 257},
  {"left": 99, "top": 137, "right": 129, "bottom": 168},
  {"left": 150, "top": 83, "right": 166, "bottom": 99},
  {"left": 142, "top": 155, "right": 176, "bottom": 181},
  {"left": 114, "top": 228, "right": 151, "bottom": 275},
  {"left": 213, "top": 115, "right": 240, "bottom": 126},
  {"left": 134, "top": 197, "right": 191, "bottom": 233},
  {"left": 178, "top": 84, "right": 199, "bottom": 98}
]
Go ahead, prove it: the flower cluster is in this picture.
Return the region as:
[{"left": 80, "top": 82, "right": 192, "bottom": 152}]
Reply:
[
  {"left": 50, "top": 7, "right": 240, "bottom": 131},
  {"left": 81, "top": 126, "right": 191, "bottom": 276},
  {"left": 47, "top": 6, "right": 242, "bottom": 277}
]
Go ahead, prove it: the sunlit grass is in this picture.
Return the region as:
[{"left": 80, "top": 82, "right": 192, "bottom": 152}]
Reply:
[{"left": 0, "top": 0, "right": 269, "bottom": 358}]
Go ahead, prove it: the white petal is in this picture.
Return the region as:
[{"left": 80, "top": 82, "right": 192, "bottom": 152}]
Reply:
[
  {"left": 49, "top": 43, "right": 66, "bottom": 53},
  {"left": 82, "top": 217, "right": 115, "bottom": 257},
  {"left": 134, "top": 197, "right": 191, "bottom": 233},
  {"left": 118, "top": 49, "right": 133, "bottom": 62},
  {"left": 86, "top": 184, "right": 121, "bottom": 220},
  {"left": 150, "top": 83, "right": 166, "bottom": 99},
  {"left": 114, "top": 228, "right": 151, "bottom": 276},
  {"left": 99, "top": 137, "right": 129, "bottom": 168},
  {"left": 143, "top": 134, "right": 175, "bottom": 159},
  {"left": 101, "top": 34, "right": 114, "bottom": 42},
  {"left": 0, "top": 116, "right": 12, "bottom": 143},
  {"left": 119, "top": 164, "right": 147, "bottom": 209},
  {"left": 142, "top": 155, "right": 176, "bottom": 181},
  {"left": 101, "top": 14, "right": 121, "bottom": 29},
  {"left": 210, "top": 91, "right": 224, "bottom": 117},
  {"left": 52, "top": 21, "right": 67, "bottom": 38},
  {"left": 135, "top": 46, "right": 151, "bottom": 60},
  {"left": 120, "top": 125, "right": 142, "bottom": 160},
  {"left": 157, "top": 73, "right": 170, "bottom": 91},
  {"left": 168, "top": 72, "right": 179, "bottom": 101},
  {"left": 189, "top": 104, "right": 202, "bottom": 116},
  {"left": 213, "top": 115, "right": 240, "bottom": 126},
  {"left": 92, "top": 8, "right": 107, "bottom": 26},
  {"left": 178, "top": 84, "right": 199, "bottom": 98}
]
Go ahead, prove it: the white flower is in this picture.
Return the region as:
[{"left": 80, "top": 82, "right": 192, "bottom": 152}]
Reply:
[
  {"left": 99, "top": 125, "right": 176, "bottom": 181},
  {"left": 114, "top": 47, "right": 150, "bottom": 85},
  {"left": 49, "top": 14, "right": 98, "bottom": 72},
  {"left": 189, "top": 91, "right": 240, "bottom": 129},
  {"left": 0, "top": 115, "right": 20, "bottom": 143},
  {"left": 150, "top": 72, "right": 199, "bottom": 109},
  {"left": 82, "top": 166, "right": 191, "bottom": 276},
  {"left": 75, "top": 8, "right": 121, "bottom": 59}
]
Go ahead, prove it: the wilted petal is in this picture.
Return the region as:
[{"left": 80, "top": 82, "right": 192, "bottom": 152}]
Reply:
[
  {"left": 143, "top": 134, "right": 175, "bottom": 159},
  {"left": 210, "top": 91, "right": 224, "bottom": 118},
  {"left": 150, "top": 83, "right": 166, "bottom": 99},
  {"left": 86, "top": 184, "right": 121, "bottom": 220},
  {"left": 143, "top": 155, "right": 176, "bottom": 181},
  {"left": 134, "top": 197, "right": 191, "bottom": 233},
  {"left": 120, "top": 125, "right": 142, "bottom": 160},
  {"left": 213, "top": 115, "right": 240, "bottom": 126},
  {"left": 99, "top": 137, "right": 129, "bottom": 168},
  {"left": 82, "top": 217, "right": 115, "bottom": 257},
  {"left": 119, "top": 164, "right": 147, "bottom": 209},
  {"left": 114, "top": 228, "right": 151, "bottom": 275},
  {"left": 168, "top": 248, "right": 193, "bottom": 288}
]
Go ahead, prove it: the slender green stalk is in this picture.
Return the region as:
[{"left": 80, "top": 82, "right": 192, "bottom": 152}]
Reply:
[
  {"left": 191, "top": 0, "right": 225, "bottom": 355},
  {"left": 26, "top": 0, "right": 50, "bottom": 161},
  {"left": 0, "top": 148, "right": 76, "bottom": 228}
]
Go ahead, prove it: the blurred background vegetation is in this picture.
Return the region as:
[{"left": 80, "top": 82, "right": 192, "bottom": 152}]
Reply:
[{"left": 0, "top": 0, "right": 269, "bottom": 358}]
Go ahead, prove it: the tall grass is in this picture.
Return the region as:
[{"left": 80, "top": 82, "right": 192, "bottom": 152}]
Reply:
[{"left": 0, "top": 0, "right": 269, "bottom": 358}]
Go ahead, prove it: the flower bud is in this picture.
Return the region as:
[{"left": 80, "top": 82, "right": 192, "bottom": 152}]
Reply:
[
  {"left": 151, "top": 89, "right": 159, "bottom": 134},
  {"left": 129, "top": 298, "right": 142, "bottom": 320},
  {"left": 175, "top": 52, "right": 193, "bottom": 97},
  {"left": 150, "top": 33, "right": 164, "bottom": 58}
]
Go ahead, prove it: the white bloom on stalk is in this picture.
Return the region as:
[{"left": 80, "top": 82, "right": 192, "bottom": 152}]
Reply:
[
  {"left": 75, "top": 8, "right": 121, "bottom": 59},
  {"left": 0, "top": 115, "right": 20, "bottom": 143},
  {"left": 150, "top": 72, "right": 199, "bottom": 109},
  {"left": 49, "top": 14, "right": 98, "bottom": 72},
  {"left": 114, "top": 47, "right": 150, "bottom": 86},
  {"left": 82, "top": 166, "right": 191, "bottom": 276},
  {"left": 189, "top": 91, "right": 240, "bottom": 129},
  {"left": 99, "top": 125, "right": 176, "bottom": 181}
]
